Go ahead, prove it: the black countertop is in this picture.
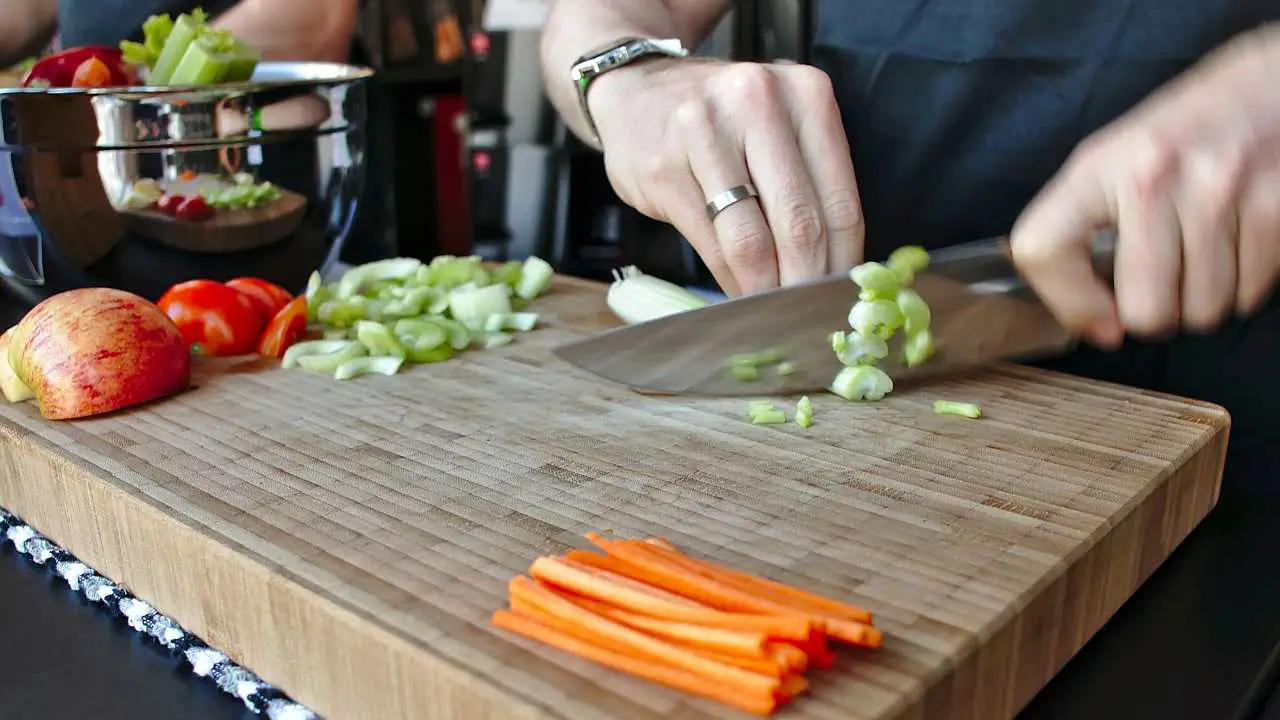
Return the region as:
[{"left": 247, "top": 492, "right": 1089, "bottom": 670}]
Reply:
[{"left": 1, "top": 291, "right": 1278, "bottom": 720}]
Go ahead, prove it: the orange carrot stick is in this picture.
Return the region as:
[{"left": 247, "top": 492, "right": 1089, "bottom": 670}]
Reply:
[
  {"left": 766, "top": 642, "right": 810, "bottom": 674},
  {"left": 775, "top": 674, "right": 810, "bottom": 704},
  {"left": 492, "top": 610, "right": 779, "bottom": 717},
  {"left": 563, "top": 593, "right": 772, "bottom": 659},
  {"left": 675, "top": 645, "right": 789, "bottom": 678},
  {"left": 641, "top": 539, "right": 875, "bottom": 625},
  {"left": 509, "top": 576, "right": 781, "bottom": 695},
  {"left": 530, "top": 557, "right": 811, "bottom": 641}
]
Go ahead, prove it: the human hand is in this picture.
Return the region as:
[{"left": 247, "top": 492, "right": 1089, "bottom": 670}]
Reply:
[
  {"left": 589, "top": 58, "right": 864, "bottom": 295},
  {"left": 1010, "top": 26, "right": 1280, "bottom": 348}
]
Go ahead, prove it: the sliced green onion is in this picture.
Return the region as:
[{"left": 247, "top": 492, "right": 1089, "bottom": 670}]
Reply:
[
  {"left": 902, "top": 329, "right": 936, "bottom": 367},
  {"left": 848, "top": 299, "right": 904, "bottom": 340},
  {"left": 934, "top": 400, "right": 982, "bottom": 418},
  {"left": 334, "top": 356, "right": 404, "bottom": 381},
  {"left": 354, "top": 320, "right": 407, "bottom": 361},
  {"left": 336, "top": 258, "right": 423, "bottom": 299},
  {"left": 515, "top": 256, "right": 555, "bottom": 300},
  {"left": 776, "top": 361, "right": 796, "bottom": 376},
  {"left": 296, "top": 341, "right": 367, "bottom": 372},
  {"left": 896, "top": 288, "right": 931, "bottom": 336},
  {"left": 831, "top": 365, "right": 893, "bottom": 401},
  {"left": 848, "top": 262, "right": 901, "bottom": 294},
  {"left": 281, "top": 340, "right": 356, "bottom": 369}
]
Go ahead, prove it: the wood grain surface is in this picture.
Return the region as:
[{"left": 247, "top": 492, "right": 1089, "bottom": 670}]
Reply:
[{"left": 0, "top": 275, "right": 1230, "bottom": 720}]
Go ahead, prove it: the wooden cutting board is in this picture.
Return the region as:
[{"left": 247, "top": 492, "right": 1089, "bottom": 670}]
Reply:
[{"left": 0, "top": 275, "right": 1229, "bottom": 720}]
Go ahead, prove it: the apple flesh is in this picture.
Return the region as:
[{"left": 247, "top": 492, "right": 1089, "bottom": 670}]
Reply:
[
  {"left": 8, "top": 288, "right": 192, "bottom": 420},
  {"left": 0, "top": 329, "right": 34, "bottom": 403}
]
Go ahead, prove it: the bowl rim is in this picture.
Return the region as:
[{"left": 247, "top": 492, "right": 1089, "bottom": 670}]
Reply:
[{"left": 0, "top": 60, "right": 376, "bottom": 97}]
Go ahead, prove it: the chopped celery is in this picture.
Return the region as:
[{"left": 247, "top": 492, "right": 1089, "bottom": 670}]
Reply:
[
  {"left": 887, "top": 245, "right": 930, "bottom": 284},
  {"left": 934, "top": 400, "right": 982, "bottom": 419},
  {"left": 494, "top": 260, "right": 523, "bottom": 288},
  {"left": 748, "top": 399, "right": 775, "bottom": 411},
  {"left": 896, "top": 289, "right": 931, "bottom": 336},
  {"left": 480, "top": 332, "right": 513, "bottom": 349},
  {"left": 296, "top": 341, "right": 367, "bottom": 372},
  {"left": 795, "top": 412, "right": 814, "bottom": 428},
  {"left": 848, "top": 262, "right": 901, "bottom": 295},
  {"left": 382, "top": 287, "right": 434, "bottom": 318},
  {"left": 515, "top": 256, "right": 555, "bottom": 300},
  {"left": 483, "top": 313, "right": 506, "bottom": 333},
  {"left": 317, "top": 298, "right": 368, "bottom": 328},
  {"left": 848, "top": 299, "right": 904, "bottom": 341},
  {"left": 337, "top": 258, "right": 423, "bottom": 299},
  {"left": 392, "top": 319, "right": 448, "bottom": 350},
  {"left": 427, "top": 255, "right": 488, "bottom": 289},
  {"left": 831, "top": 365, "right": 894, "bottom": 402},
  {"left": 776, "top": 361, "right": 796, "bottom": 376},
  {"left": 428, "top": 317, "right": 472, "bottom": 350},
  {"left": 750, "top": 409, "right": 788, "bottom": 425},
  {"left": 148, "top": 9, "right": 206, "bottom": 85},
  {"left": 902, "top": 329, "right": 936, "bottom": 367},
  {"left": 354, "top": 320, "right": 407, "bottom": 361},
  {"left": 281, "top": 340, "right": 355, "bottom": 369},
  {"left": 859, "top": 288, "right": 899, "bottom": 302},
  {"left": 334, "top": 356, "right": 404, "bottom": 381},
  {"left": 304, "top": 271, "right": 328, "bottom": 323},
  {"left": 729, "top": 349, "right": 780, "bottom": 366},
  {"left": 794, "top": 396, "right": 814, "bottom": 428},
  {"left": 169, "top": 32, "right": 232, "bottom": 85},
  {"left": 836, "top": 331, "right": 888, "bottom": 367},
  {"left": 403, "top": 341, "right": 455, "bottom": 364},
  {"left": 323, "top": 328, "right": 350, "bottom": 341},
  {"left": 449, "top": 284, "right": 513, "bottom": 327},
  {"left": 730, "top": 363, "right": 759, "bottom": 381},
  {"left": 829, "top": 331, "right": 849, "bottom": 354}
]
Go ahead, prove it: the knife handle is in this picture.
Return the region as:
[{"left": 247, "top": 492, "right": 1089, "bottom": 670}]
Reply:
[{"left": 927, "top": 228, "right": 1117, "bottom": 296}]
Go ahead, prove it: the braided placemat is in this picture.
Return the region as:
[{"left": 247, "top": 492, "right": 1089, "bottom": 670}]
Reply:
[{"left": 0, "top": 506, "right": 320, "bottom": 720}]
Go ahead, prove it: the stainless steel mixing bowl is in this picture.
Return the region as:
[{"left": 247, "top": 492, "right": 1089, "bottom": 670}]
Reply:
[{"left": 0, "top": 61, "right": 374, "bottom": 305}]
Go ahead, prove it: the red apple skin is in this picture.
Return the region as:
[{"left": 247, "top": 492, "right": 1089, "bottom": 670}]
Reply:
[{"left": 8, "top": 288, "right": 192, "bottom": 420}]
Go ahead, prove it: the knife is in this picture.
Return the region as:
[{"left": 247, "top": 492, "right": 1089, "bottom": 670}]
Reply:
[{"left": 552, "top": 230, "right": 1117, "bottom": 397}]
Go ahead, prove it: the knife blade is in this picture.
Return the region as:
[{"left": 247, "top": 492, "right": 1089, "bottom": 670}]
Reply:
[{"left": 553, "top": 230, "right": 1116, "bottom": 397}]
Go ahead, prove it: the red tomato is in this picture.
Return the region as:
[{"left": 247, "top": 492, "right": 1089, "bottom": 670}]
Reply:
[
  {"left": 174, "top": 196, "right": 213, "bottom": 222},
  {"left": 257, "top": 296, "right": 308, "bottom": 358},
  {"left": 23, "top": 46, "right": 129, "bottom": 88},
  {"left": 71, "top": 57, "right": 112, "bottom": 88},
  {"left": 156, "top": 194, "right": 185, "bottom": 214},
  {"left": 225, "top": 277, "right": 293, "bottom": 321},
  {"left": 156, "top": 280, "right": 266, "bottom": 357}
]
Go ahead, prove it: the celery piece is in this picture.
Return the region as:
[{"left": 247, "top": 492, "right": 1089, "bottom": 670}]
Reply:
[
  {"left": 337, "top": 258, "right": 423, "bottom": 299},
  {"left": 896, "top": 288, "right": 932, "bottom": 336},
  {"left": 483, "top": 313, "right": 506, "bottom": 333},
  {"left": 730, "top": 363, "right": 759, "bottom": 381},
  {"left": 748, "top": 399, "right": 775, "bottom": 411},
  {"left": 427, "top": 294, "right": 451, "bottom": 315},
  {"left": 795, "top": 412, "right": 814, "bottom": 428},
  {"left": 750, "top": 409, "right": 788, "bottom": 425},
  {"left": 148, "top": 10, "right": 205, "bottom": 85},
  {"left": 448, "top": 284, "right": 513, "bottom": 327},
  {"left": 354, "top": 320, "right": 407, "bottom": 361},
  {"left": 323, "top": 329, "right": 350, "bottom": 341},
  {"left": 859, "top": 288, "right": 899, "bottom": 302},
  {"left": 848, "top": 262, "right": 901, "bottom": 295},
  {"left": 169, "top": 32, "right": 232, "bottom": 85},
  {"left": 295, "top": 341, "right": 367, "bottom": 372},
  {"left": 848, "top": 299, "right": 905, "bottom": 341},
  {"left": 480, "top": 331, "right": 513, "bottom": 349},
  {"left": 829, "top": 331, "right": 848, "bottom": 354},
  {"left": 382, "top": 287, "right": 434, "bottom": 319},
  {"left": 836, "top": 330, "right": 889, "bottom": 367},
  {"left": 516, "top": 256, "right": 555, "bottom": 300},
  {"left": 494, "top": 260, "right": 523, "bottom": 288},
  {"left": 119, "top": 41, "right": 155, "bottom": 68},
  {"left": 318, "top": 298, "right": 367, "bottom": 328},
  {"left": 392, "top": 319, "right": 448, "bottom": 350},
  {"left": 776, "top": 361, "right": 796, "bottom": 376},
  {"left": 281, "top": 340, "right": 356, "bottom": 369},
  {"left": 143, "top": 13, "right": 176, "bottom": 58},
  {"left": 794, "top": 396, "right": 814, "bottom": 428},
  {"left": 403, "top": 341, "right": 455, "bottom": 364},
  {"left": 334, "top": 356, "right": 404, "bottom": 381},
  {"left": 887, "top": 245, "right": 930, "bottom": 286},
  {"left": 934, "top": 400, "right": 982, "bottom": 419},
  {"left": 423, "top": 317, "right": 472, "bottom": 350},
  {"left": 902, "top": 329, "right": 936, "bottom": 367},
  {"left": 503, "top": 312, "right": 539, "bottom": 332},
  {"left": 222, "top": 41, "right": 260, "bottom": 82},
  {"left": 830, "top": 365, "right": 894, "bottom": 402}
]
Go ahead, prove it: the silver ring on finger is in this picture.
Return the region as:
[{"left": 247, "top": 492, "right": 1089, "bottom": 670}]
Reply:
[{"left": 705, "top": 183, "right": 759, "bottom": 220}]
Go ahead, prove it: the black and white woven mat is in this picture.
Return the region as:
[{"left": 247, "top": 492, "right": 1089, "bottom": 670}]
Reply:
[{"left": 0, "top": 507, "right": 320, "bottom": 720}]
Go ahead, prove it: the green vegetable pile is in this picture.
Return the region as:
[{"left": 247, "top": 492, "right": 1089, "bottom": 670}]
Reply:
[
  {"left": 285, "top": 255, "right": 555, "bottom": 381},
  {"left": 121, "top": 8, "right": 259, "bottom": 85},
  {"left": 202, "top": 173, "right": 283, "bottom": 210}
]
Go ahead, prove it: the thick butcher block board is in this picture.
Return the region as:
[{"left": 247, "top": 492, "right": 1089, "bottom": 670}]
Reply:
[{"left": 0, "top": 276, "right": 1228, "bottom": 720}]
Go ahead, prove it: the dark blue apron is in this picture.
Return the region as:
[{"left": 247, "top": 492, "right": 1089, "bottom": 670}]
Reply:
[
  {"left": 810, "top": 0, "right": 1280, "bottom": 497},
  {"left": 58, "top": 0, "right": 237, "bottom": 49}
]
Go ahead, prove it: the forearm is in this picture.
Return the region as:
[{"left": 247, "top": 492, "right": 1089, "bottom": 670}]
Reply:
[
  {"left": 0, "top": 0, "right": 56, "bottom": 68},
  {"left": 539, "top": 0, "right": 733, "bottom": 146},
  {"left": 213, "top": 0, "right": 359, "bottom": 63}
]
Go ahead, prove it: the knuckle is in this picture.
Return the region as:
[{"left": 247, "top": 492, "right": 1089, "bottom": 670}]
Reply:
[
  {"left": 779, "top": 205, "right": 825, "bottom": 252},
  {"left": 788, "top": 65, "right": 835, "bottom": 99},
  {"left": 672, "top": 99, "right": 716, "bottom": 136},
  {"left": 1185, "top": 146, "right": 1245, "bottom": 207},
  {"left": 637, "top": 153, "right": 679, "bottom": 187},
  {"left": 719, "top": 63, "right": 778, "bottom": 104},
  {"left": 1119, "top": 304, "right": 1178, "bottom": 337},
  {"left": 822, "top": 197, "right": 864, "bottom": 238},
  {"left": 1126, "top": 131, "right": 1177, "bottom": 197}
]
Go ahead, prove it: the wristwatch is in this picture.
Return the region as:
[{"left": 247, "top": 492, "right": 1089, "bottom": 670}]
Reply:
[{"left": 570, "top": 37, "right": 690, "bottom": 146}]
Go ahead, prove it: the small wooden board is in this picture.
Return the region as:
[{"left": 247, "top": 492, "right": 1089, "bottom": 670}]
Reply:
[
  {"left": 120, "top": 188, "right": 307, "bottom": 254},
  {"left": 0, "top": 275, "right": 1228, "bottom": 720}
]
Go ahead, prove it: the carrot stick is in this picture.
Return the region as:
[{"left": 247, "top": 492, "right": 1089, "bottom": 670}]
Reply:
[
  {"left": 641, "top": 539, "right": 875, "bottom": 625},
  {"left": 492, "top": 610, "right": 779, "bottom": 717},
  {"left": 530, "top": 557, "right": 811, "bottom": 641},
  {"left": 766, "top": 642, "right": 810, "bottom": 674},
  {"left": 563, "top": 593, "right": 772, "bottom": 659},
  {"left": 775, "top": 674, "right": 810, "bottom": 703},
  {"left": 510, "top": 576, "right": 781, "bottom": 695},
  {"left": 675, "top": 644, "right": 789, "bottom": 678}
]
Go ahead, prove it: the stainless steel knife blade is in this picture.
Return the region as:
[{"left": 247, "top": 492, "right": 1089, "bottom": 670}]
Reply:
[{"left": 553, "top": 231, "right": 1116, "bottom": 396}]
